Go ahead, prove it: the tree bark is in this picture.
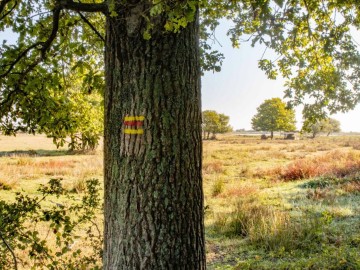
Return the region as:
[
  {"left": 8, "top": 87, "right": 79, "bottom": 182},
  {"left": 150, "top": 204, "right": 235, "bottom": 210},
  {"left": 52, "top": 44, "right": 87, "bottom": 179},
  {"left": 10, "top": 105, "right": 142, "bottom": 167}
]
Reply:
[{"left": 103, "top": 4, "right": 205, "bottom": 269}]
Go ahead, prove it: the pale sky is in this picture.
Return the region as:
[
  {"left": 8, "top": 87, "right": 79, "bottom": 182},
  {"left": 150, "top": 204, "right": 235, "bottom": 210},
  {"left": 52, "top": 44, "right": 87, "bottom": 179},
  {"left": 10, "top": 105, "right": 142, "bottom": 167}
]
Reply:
[{"left": 202, "top": 22, "right": 360, "bottom": 132}]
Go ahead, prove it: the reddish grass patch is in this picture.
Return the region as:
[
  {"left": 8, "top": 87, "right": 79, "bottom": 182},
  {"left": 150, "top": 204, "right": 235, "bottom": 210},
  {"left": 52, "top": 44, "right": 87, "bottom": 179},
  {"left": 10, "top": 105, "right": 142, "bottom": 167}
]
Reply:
[
  {"left": 273, "top": 151, "right": 360, "bottom": 181},
  {"left": 220, "top": 185, "right": 258, "bottom": 198},
  {"left": 37, "top": 160, "right": 76, "bottom": 169},
  {"left": 203, "top": 161, "right": 224, "bottom": 174},
  {"left": 342, "top": 181, "right": 360, "bottom": 194}
]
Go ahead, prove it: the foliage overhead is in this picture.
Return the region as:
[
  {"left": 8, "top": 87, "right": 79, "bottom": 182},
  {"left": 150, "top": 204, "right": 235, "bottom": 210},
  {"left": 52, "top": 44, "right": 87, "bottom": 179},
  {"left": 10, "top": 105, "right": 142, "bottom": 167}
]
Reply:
[
  {"left": 0, "top": 0, "right": 360, "bottom": 142},
  {"left": 201, "top": 0, "right": 360, "bottom": 120},
  {"left": 251, "top": 97, "right": 296, "bottom": 136},
  {"left": 202, "top": 110, "right": 232, "bottom": 139},
  {"left": 0, "top": 1, "right": 105, "bottom": 149}
]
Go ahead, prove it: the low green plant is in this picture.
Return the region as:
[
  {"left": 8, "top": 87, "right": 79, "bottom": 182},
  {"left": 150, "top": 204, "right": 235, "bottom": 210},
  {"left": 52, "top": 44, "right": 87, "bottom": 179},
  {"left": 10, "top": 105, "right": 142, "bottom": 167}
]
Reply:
[
  {"left": 212, "top": 212, "right": 229, "bottom": 232},
  {"left": 212, "top": 178, "right": 225, "bottom": 197}
]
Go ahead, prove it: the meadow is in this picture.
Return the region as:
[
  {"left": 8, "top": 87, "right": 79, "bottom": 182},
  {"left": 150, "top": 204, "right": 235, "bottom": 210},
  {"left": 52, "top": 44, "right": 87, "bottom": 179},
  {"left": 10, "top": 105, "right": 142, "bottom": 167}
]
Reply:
[{"left": 1, "top": 133, "right": 360, "bottom": 269}]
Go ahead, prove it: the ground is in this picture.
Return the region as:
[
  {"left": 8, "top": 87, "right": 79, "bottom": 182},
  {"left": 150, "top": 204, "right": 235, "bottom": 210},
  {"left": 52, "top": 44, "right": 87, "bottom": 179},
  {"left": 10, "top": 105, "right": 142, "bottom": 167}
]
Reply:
[{"left": 1, "top": 133, "right": 360, "bottom": 269}]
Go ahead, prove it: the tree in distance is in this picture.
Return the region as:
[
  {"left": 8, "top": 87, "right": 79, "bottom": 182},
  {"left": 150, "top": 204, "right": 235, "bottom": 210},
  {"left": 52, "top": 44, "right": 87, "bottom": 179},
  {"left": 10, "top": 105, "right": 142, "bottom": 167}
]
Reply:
[
  {"left": 2, "top": 0, "right": 360, "bottom": 269},
  {"left": 307, "top": 118, "right": 341, "bottom": 138},
  {"left": 252, "top": 98, "right": 296, "bottom": 139},
  {"left": 202, "top": 110, "right": 232, "bottom": 139}
]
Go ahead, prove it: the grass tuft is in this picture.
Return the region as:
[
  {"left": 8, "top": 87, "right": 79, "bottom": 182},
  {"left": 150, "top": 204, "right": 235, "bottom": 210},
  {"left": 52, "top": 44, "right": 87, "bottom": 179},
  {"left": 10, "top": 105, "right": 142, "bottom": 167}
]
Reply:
[
  {"left": 212, "top": 178, "right": 225, "bottom": 197},
  {"left": 0, "top": 178, "right": 17, "bottom": 190}
]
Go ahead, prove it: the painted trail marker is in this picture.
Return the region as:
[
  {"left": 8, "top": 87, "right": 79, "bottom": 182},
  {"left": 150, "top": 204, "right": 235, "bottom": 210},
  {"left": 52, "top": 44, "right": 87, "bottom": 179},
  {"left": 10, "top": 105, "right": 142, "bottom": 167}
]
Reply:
[{"left": 124, "top": 116, "right": 144, "bottom": 135}]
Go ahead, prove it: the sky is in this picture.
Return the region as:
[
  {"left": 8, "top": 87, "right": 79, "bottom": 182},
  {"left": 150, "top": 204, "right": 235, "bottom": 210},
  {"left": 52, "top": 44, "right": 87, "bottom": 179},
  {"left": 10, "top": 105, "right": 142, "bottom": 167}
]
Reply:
[{"left": 201, "top": 22, "right": 360, "bottom": 132}]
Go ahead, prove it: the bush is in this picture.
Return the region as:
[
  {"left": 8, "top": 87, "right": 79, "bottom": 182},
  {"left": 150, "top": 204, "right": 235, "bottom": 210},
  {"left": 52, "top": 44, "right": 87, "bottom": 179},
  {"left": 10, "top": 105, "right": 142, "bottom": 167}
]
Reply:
[
  {"left": 0, "top": 178, "right": 103, "bottom": 269},
  {"left": 212, "top": 178, "right": 225, "bottom": 197}
]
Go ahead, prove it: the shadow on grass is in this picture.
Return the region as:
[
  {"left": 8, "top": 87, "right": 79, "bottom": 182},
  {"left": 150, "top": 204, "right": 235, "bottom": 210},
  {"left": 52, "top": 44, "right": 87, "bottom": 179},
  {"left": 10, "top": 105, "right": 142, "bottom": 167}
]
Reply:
[{"left": 0, "top": 149, "right": 72, "bottom": 157}]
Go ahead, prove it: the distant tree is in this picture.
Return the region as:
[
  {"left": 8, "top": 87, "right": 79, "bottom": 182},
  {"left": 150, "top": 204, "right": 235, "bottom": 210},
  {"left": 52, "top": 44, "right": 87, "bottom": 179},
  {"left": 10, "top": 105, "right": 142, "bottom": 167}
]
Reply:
[
  {"left": 322, "top": 118, "right": 341, "bottom": 136},
  {"left": 251, "top": 98, "right": 296, "bottom": 139},
  {"left": 202, "top": 110, "right": 232, "bottom": 139},
  {"left": 308, "top": 118, "right": 341, "bottom": 138},
  {"left": 309, "top": 121, "right": 323, "bottom": 138}
]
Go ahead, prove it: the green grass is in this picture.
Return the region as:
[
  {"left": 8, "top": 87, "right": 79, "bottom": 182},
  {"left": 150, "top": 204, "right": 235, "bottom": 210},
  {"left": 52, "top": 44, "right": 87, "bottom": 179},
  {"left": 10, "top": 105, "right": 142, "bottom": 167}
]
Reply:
[{"left": 1, "top": 133, "right": 360, "bottom": 269}]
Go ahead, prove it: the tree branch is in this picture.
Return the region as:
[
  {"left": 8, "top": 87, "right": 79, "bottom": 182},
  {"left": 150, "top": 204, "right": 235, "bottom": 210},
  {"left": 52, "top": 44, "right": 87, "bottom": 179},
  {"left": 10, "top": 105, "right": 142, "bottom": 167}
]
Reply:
[
  {"left": 0, "top": 0, "right": 12, "bottom": 15},
  {"left": 0, "top": 0, "right": 18, "bottom": 21},
  {"left": 0, "top": 43, "right": 42, "bottom": 78},
  {"left": 59, "top": 0, "right": 107, "bottom": 14},
  {"left": 77, "top": 11, "right": 105, "bottom": 42},
  {"left": 40, "top": 5, "right": 61, "bottom": 58},
  {"left": 1, "top": 4, "right": 61, "bottom": 78},
  {"left": 0, "top": 231, "right": 18, "bottom": 270}
]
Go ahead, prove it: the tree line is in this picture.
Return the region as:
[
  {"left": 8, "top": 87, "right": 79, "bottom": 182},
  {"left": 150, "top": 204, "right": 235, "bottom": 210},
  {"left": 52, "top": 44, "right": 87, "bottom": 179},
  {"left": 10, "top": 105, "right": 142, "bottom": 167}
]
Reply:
[{"left": 204, "top": 97, "right": 341, "bottom": 140}]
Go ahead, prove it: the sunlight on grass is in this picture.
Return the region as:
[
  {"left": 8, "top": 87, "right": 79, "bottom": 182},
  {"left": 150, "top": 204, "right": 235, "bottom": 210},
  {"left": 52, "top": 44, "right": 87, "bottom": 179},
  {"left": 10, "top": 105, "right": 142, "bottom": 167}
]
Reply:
[{"left": 1, "top": 133, "right": 360, "bottom": 269}]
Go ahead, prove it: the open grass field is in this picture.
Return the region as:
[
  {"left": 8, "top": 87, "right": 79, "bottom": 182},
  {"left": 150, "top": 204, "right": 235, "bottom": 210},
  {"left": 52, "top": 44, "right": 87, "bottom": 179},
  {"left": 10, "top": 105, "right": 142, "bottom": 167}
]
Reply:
[{"left": 1, "top": 133, "right": 360, "bottom": 269}]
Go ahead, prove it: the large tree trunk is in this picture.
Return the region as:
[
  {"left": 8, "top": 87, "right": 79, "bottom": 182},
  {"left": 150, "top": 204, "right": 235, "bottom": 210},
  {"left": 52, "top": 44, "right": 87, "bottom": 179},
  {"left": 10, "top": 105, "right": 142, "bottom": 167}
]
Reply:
[{"left": 103, "top": 4, "right": 205, "bottom": 269}]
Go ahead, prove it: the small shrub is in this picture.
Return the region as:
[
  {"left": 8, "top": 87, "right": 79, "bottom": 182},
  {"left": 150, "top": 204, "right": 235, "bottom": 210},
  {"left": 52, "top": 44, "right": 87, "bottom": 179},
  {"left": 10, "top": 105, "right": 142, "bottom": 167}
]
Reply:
[
  {"left": 0, "top": 178, "right": 17, "bottom": 190},
  {"left": 212, "top": 178, "right": 225, "bottom": 197},
  {"left": 213, "top": 212, "right": 229, "bottom": 232},
  {"left": 302, "top": 176, "right": 339, "bottom": 189},
  {"left": 280, "top": 159, "right": 319, "bottom": 180},
  {"left": 0, "top": 178, "right": 103, "bottom": 269},
  {"left": 306, "top": 188, "right": 332, "bottom": 201}
]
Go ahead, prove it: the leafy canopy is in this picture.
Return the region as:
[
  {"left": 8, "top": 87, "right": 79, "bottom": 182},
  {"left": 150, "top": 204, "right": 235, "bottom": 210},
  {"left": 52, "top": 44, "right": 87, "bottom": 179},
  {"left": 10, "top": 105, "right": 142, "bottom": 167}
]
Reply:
[
  {"left": 252, "top": 97, "right": 296, "bottom": 133},
  {"left": 1, "top": 0, "right": 360, "bottom": 143},
  {"left": 0, "top": 1, "right": 105, "bottom": 149}
]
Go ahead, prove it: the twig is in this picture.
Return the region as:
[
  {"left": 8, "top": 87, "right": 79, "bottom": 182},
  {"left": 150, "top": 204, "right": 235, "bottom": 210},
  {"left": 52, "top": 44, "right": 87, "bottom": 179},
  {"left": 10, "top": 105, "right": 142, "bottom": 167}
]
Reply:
[{"left": 0, "top": 231, "right": 18, "bottom": 270}]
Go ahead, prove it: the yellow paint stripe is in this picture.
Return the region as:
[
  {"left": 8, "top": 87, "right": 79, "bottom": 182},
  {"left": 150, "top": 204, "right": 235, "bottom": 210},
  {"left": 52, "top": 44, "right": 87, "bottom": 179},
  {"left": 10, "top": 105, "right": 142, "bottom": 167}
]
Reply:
[
  {"left": 124, "top": 116, "right": 145, "bottom": 121},
  {"left": 135, "top": 116, "right": 145, "bottom": 121},
  {"left": 124, "top": 129, "right": 144, "bottom": 135}
]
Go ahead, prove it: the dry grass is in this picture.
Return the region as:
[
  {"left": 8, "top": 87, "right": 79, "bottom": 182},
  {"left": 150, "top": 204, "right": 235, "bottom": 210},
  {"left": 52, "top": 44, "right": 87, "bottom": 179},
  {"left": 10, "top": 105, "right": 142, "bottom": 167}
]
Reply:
[
  {"left": 2, "top": 133, "right": 360, "bottom": 269},
  {"left": 0, "top": 155, "right": 103, "bottom": 188},
  {"left": 275, "top": 150, "right": 360, "bottom": 181},
  {"left": 0, "top": 177, "right": 17, "bottom": 190},
  {"left": 342, "top": 181, "right": 360, "bottom": 194},
  {"left": 203, "top": 160, "right": 225, "bottom": 174},
  {"left": 219, "top": 183, "right": 259, "bottom": 199}
]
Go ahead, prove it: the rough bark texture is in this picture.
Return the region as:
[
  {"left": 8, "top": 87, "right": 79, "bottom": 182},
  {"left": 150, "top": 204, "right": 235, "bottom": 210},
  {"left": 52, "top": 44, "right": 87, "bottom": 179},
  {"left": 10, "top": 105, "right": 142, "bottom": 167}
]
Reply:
[{"left": 103, "top": 4, "right": 205, "bottom": 269}]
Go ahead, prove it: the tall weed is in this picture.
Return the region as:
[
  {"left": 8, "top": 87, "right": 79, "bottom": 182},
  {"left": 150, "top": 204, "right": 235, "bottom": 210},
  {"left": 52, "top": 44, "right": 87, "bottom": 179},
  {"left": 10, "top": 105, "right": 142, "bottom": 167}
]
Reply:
[{"left": 222, "top": 199, "right": 334, "bottom": 253}]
